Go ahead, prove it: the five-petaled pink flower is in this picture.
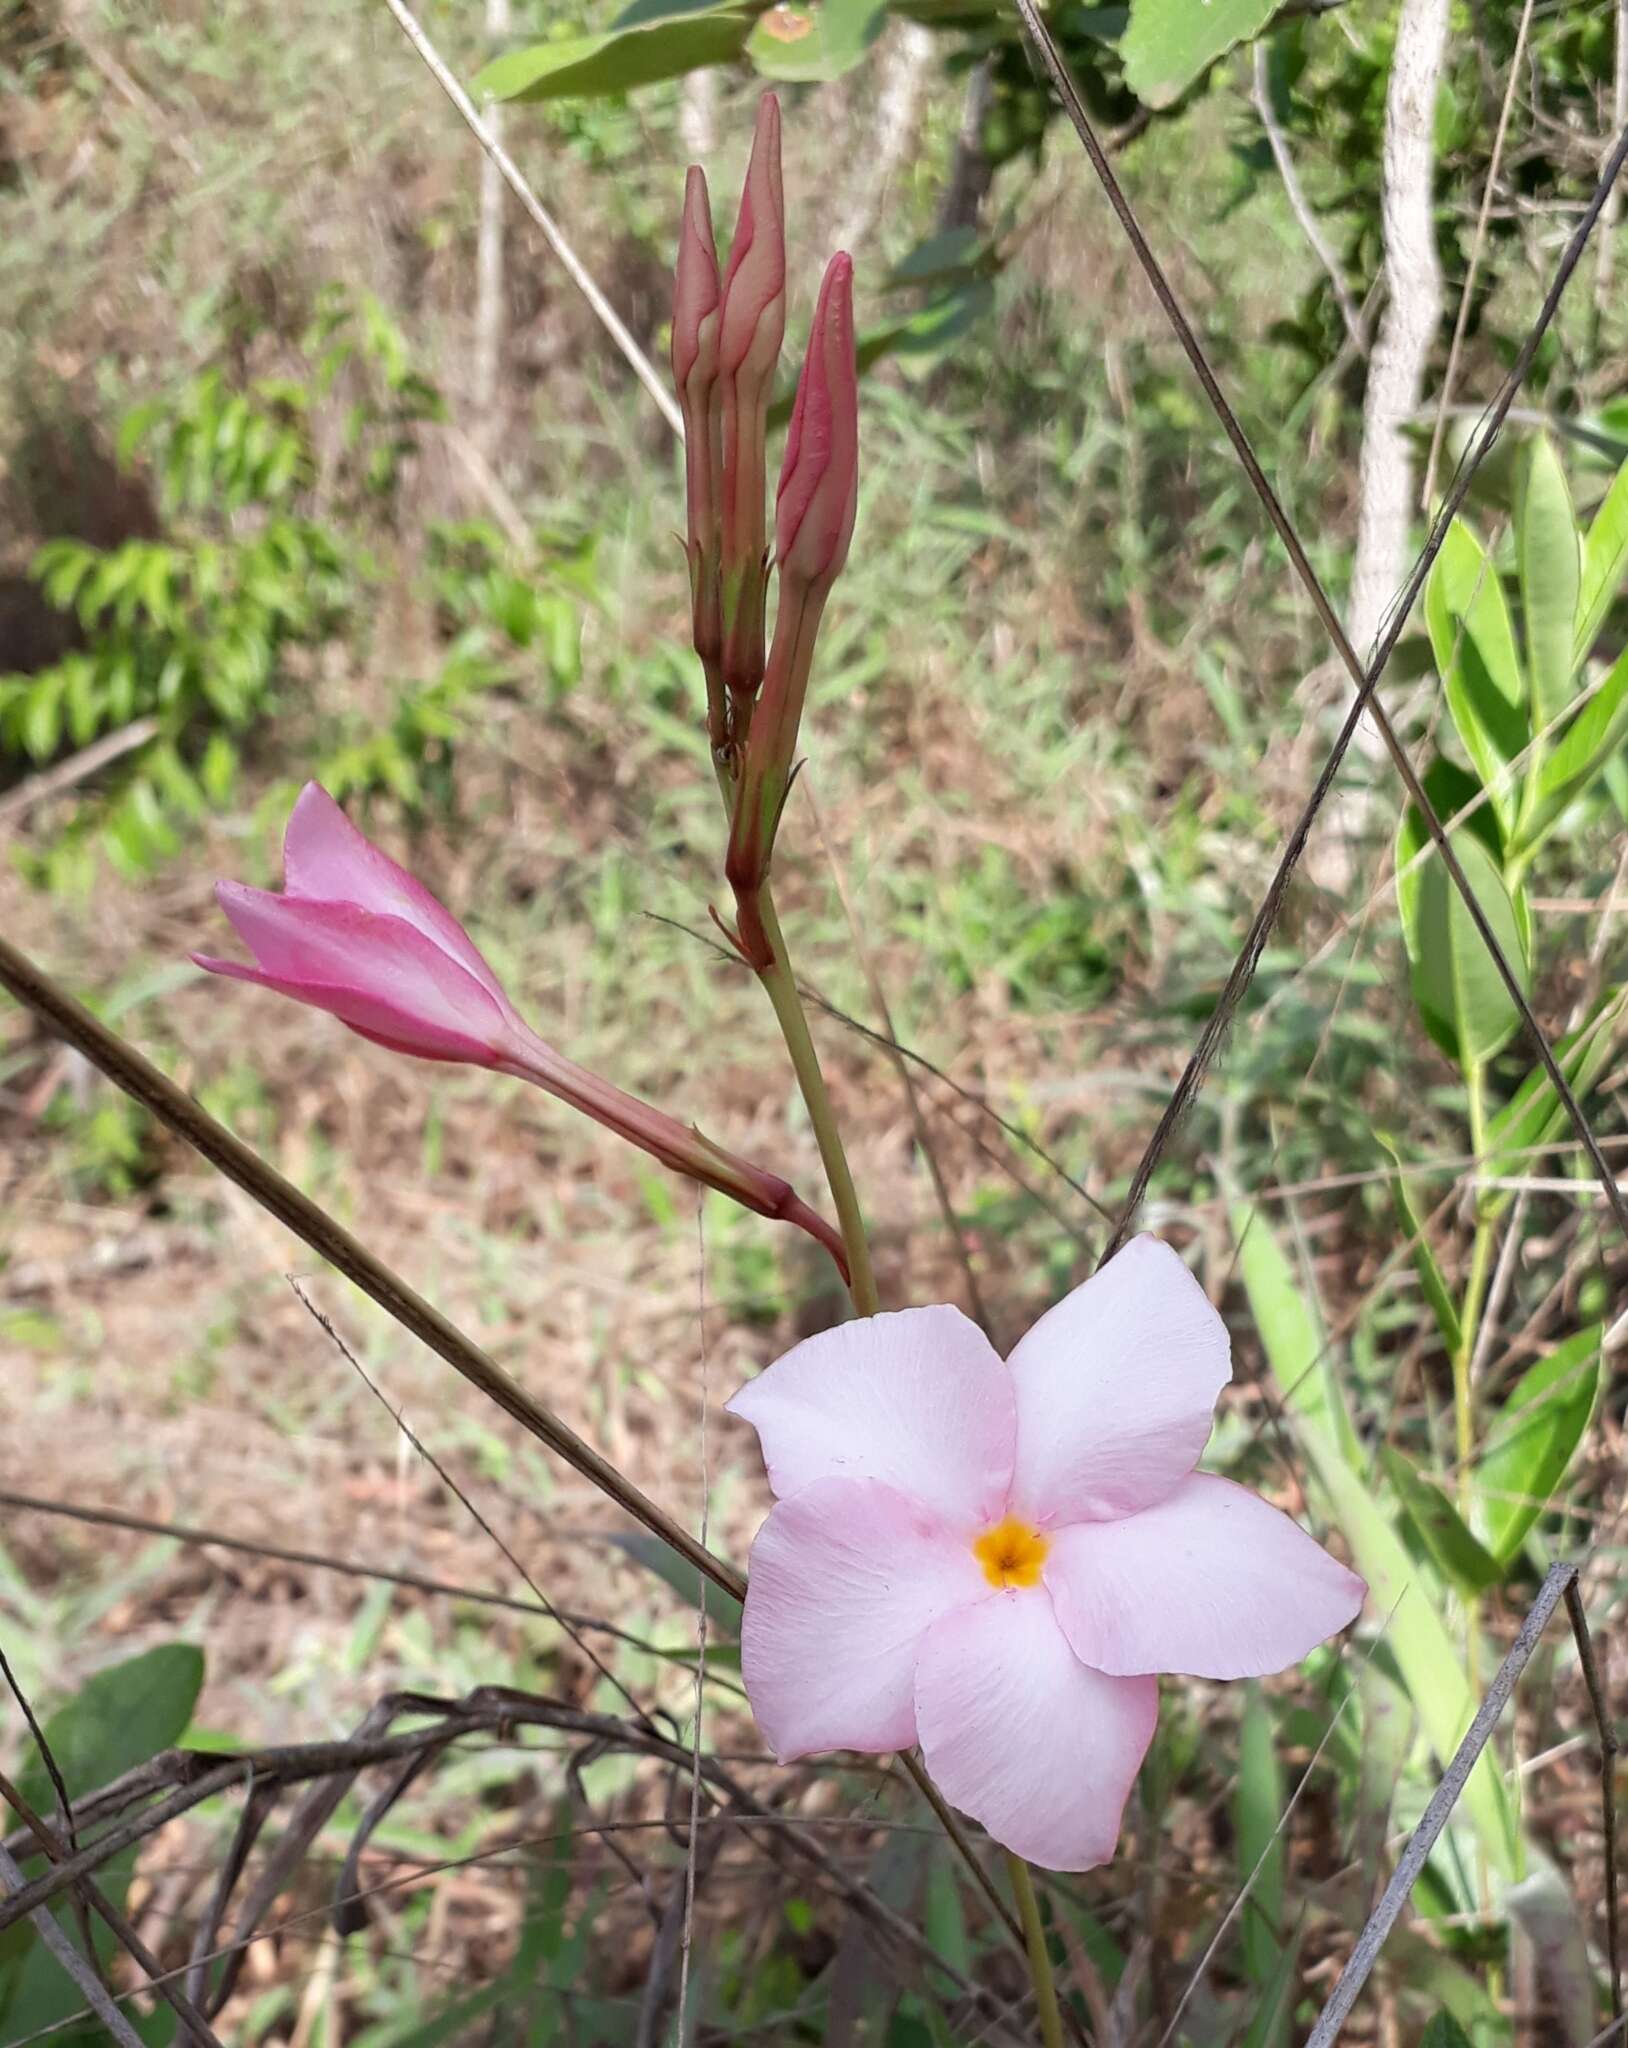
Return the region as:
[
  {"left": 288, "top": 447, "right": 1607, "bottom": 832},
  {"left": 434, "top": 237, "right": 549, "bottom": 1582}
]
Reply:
[
  {"left": 192, "top": 782, "right": 848, "bottom": 1273},
  {"left": 727, "top": 1236, "right": 1364, "bottom": 1871}
]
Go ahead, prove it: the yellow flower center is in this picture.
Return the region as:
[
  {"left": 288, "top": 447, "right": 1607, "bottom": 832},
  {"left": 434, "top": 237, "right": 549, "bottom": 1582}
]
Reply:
[{"left": 973, "top": 1515, "right": 1049, "bottom": 1590}]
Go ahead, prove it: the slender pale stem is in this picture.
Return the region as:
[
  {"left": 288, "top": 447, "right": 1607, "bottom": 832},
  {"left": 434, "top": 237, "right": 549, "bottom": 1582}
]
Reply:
[
  {"left": 1006, "top": 1853, "right": 1066, "bottom": 2048},
  {"left": 753, "top": 888, "right": 880, "bottom": 1316},
  {"left": 1457, "top": 1056, "right": 1497, "bottom": 1719}
]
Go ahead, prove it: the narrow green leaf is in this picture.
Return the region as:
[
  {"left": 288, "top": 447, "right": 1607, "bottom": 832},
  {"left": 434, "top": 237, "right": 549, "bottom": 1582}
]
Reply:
[
  {"left": 1476, "top": 1326, "right": 1599, "bottom": 1563},
  {"left": 605, "top": 1531, "right": 744, "bottom": 1635},
  {"left": 475, "top": 13, "right": 751, "bottom": 101},
  {"left": 1516, "top": 434, "right": 1580, "bottom": 731},
  {"left": 1398, "top": 804, "right": 1530, "bottom": 1066},
  {"left": 1524, "top": 642, "right": 1628, "bottom": 848},
  {"left": 1231, "top": 1204, "right": 1519, "bottom": 1879},
  {"left": 1121, "top": 0, "right": 1278, "bottom": 109},
  {"left": 1480, "top": 987, "right": 1628, "bottom": 1216},
  {"left": 1375, "top": 1132, "right": 1463, "bottom": 1356},
  {"left": 1234, "top": 1683, "right": 1286, "bottom": 2018},
  {"left": 1575, "top": 454, "right": 1628, "bottom": 662},
  {"left": 1427, "top": 520, "right": 1529, "bottom": 831},
  {"left": 1381, "top": 1448, "right": 1501, "bottom": 1594}
]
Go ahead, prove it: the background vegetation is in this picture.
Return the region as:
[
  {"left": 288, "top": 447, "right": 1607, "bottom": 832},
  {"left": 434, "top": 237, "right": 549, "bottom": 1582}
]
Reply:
[{"left": 2, "top": 0, "right": 1625, "bottom": 2042}]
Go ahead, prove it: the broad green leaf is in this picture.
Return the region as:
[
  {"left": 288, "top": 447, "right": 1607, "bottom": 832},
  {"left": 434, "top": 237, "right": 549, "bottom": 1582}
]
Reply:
[
  {"left": 1516, "top": 434, "right": 1580, "bottom": 731},
  {"left": 1121, "top": 0, "right": 1277, "bottom": 109},
  {"left": 1523, "top": 641, "right": 1628, "bottom": 849},
  {"left": 1476, "top": 1326, "right": 1599, "bottom": 1563},
  {"left": 1398, "top": 803, "right": 1530, "bottom": 1066},
  {"left": 475, "top": 13, "right": 751, "bottom": 101},
  {"left": 613, "top": 0, "right": 727, "bottom": 22},
  {"left": 1426, "top": 521, "right": 1528, "bottom": 831},
  {"left": 1381, "top": 1448, "right": 1501, "bottom": 1594},
  {"left": 15, "top": 1643, "right": 203, "bottom": 1818},
  {"left": 748, "top": 0, "right": 885, "bottom": 78},
  {"left": 1230, "top": 1204, "right": 1519, "bottom": 1878},
  {"left": 1480, "top": 987, "right": 1628, "bottom": 1217},
  {"left": 1574, "top": 455, "right": 1628, "bottom": 661},
  {"left": 1420, "top": 2016, "right": 1474, "bottom": 2048},
  {"left": 1376, "top": 1131, "right": 1462, "bottom": 1356}
]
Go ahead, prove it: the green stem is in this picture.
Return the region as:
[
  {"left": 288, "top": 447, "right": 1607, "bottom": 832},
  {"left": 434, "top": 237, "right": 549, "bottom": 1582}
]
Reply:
[
  {"left": 1457, "top": 1058, "right": 1498, "bottom": 1716},
  {"left": 754, "top": 887, "right": 880, "bottom": 1316},
  {"left": 1006, "top": 1854, "right": 1065, "bottom": 2048}
]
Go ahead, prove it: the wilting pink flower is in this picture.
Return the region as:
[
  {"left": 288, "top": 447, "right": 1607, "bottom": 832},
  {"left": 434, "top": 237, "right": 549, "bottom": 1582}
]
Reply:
[
  {"left": 727, "top": 1237, "right": 1364, "bottom": 1871},
  {"left": 194, "top": 783, "right": 847, "bottom": 1275},
  {"left": 775, "top": 252, "right": 858, "bottom": 596}
]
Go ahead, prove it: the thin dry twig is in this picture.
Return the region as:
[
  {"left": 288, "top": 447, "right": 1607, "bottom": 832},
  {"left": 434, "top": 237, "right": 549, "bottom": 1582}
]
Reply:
[
  {"left": 1251, "top": 40, "right": 1365, "bottom": 350},
  {"left": 1565, "top": 1578, "right": 1624, "bottom": 2026},
  {"left": 0, "top": 930, "right": 741, "bottom": 1603},
  {"left": 0, "top": 1841, "right": 146, "bottom": 2048},
  {"left": 1010, "top": 0, "right": 1628, "bottom": 1262},
  {"left": 377, "top": 0, "right": 684, "bottom": 439},
  {"left": 1305, "top": 1562, "right": 1579, "bottom": 2047},
  {"left": 1421, "top": 0, "right": 1535, "bottom": 508}
]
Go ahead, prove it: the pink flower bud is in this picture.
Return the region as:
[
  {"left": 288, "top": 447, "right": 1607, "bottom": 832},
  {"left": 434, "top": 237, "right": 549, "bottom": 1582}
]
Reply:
[
  {"left": 775, "top": 252, "right": 857, "bottom": 594},
  {"left": 715, "top": 95, "right": 786, "bottom": 704},
  {"left": 194, "top": 783, "right": 847, "bottom": 1275},
  {"left": 718, "top": 95, "right": 786, "bottom": 386},
  {"left": 672, "top": 166, "right": 721, "bottom": 399}
]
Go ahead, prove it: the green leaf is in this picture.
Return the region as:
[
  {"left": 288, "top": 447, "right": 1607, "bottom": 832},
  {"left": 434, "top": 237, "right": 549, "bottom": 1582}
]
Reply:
[
  {"left": 748, "top": 0, "right": 886, "bottom": 79},
  {"left": 1426, "top": 520, "right": 1529, "bottom": 831},
  {"left": 1397, "top": 798, "right": 1530, "bottom": 1066},
  {"left": 1475, "top": 1327, "right": 1598, "bottom": 1563},
  {"left": 1516, "top": 434, "right": 1580, "bottom": 731},
  {"left": 15, "top": 1644, "right": 204, "bottom": 1818},
  {"left": 474, "top": 12, "right": 751, "bottom": 101},
  {"left": 1480, "top": 987, "right": 1628, "bottom": 1217},
  {"left": 1375, "top": 1131, "right": 1462, "bottom": 1356},
  {"left": 605, "top": 1532, "right": 744, "bottom": 1635},
  {"left": 1120, "top": 0, "right": 1277, "bottom": 108},
  {"left": 1419, "top": 2016, "right": 1474, "bottom": 2048},
  {"left": 1230, "top": 1203, "right": 1519, "bottom": 1879},
  {"left": 1381, "top": 1448, "right": 1501, "bottom": 1594},
  {"left": 1574, "top": 454, "right": 1628, "bottom": 662},
  {"left": 1523, "top": 641, "right": 1628, "bottom": 848},
  {"left": 1233, "top": 1682, "right": 1286, "bottom": 2020}
]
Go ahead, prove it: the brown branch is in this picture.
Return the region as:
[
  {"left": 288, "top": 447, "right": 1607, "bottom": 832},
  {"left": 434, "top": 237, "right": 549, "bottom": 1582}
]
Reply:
[
  {"left": 0, "top": 931, "right": 744, "bottom": 1606},
  {"left": 1566, "top": 1578, "right": 1623, "bottom": 2027}
]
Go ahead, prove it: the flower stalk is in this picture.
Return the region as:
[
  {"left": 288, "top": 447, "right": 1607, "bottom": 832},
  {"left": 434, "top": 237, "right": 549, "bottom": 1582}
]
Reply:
[{"left": 1007, "top": 1854, "right": 1066, "bottom": 2048}]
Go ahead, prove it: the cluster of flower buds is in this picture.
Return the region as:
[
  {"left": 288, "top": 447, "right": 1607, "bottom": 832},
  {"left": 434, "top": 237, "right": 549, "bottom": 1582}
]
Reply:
[{"left": 672, "top": 95, "right": 859, "bottom": 970}]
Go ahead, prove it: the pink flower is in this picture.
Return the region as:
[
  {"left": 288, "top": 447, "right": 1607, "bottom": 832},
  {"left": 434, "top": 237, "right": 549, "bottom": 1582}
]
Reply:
[
  {"left": 727, "top": 1236, "right": 1364, "bottom": 1871},
  {"left": 193, "top": 783, "right": 848, "bottom": 1275}
]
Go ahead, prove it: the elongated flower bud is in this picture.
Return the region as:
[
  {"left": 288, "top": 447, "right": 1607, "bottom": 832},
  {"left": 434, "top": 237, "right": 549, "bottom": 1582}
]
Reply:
[
  {"left": 673, "top": 166, "right": 725, "bottom": 745},
  {"left": 194, "top": 783, "right": 847, "bottom": 1275},
  {"left": 775, "top": 252, "right": 858, "bottom": 598},
  {"left": 715, "top": 94, "right": 786, "bottom": 708},
  {"left": 725, "top": 254, "right": 858, "bottom": 963}
]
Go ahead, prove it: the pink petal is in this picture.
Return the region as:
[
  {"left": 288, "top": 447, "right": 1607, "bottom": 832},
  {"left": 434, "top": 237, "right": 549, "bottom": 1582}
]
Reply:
[
  {"left": 914, "top": 1591, "right": 1157, "bottom": 1872},
  {"left": 740, "top": 1478, "right": 988, "bottom": 1760},
  {"left": 725, "top": 1306, "right": 1015, "bottom": 1529},
  {"left": 1045, "top": 1474, "right": 1366, "bottom": 1680},
  {"left": 280, "top": 783, "right": 507, "bottom": 1001},
  {"left": 202, "top": 888, "right": 518, "bottom": 1065},
  {"left": 1008, "top": 1235, "right": 1231, "bottom": 1525}
]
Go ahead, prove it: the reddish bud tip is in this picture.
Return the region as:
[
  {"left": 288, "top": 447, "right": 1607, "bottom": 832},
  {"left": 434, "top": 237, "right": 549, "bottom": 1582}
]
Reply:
[
  {"left": 673, "top": 166, "right": 721, "bottom": 393},
  {"left": 718, "top": 94, "right": 786, "bottom": 378},
  {"left": 775, "top": 251, "right": 858, "bottom": 590}
]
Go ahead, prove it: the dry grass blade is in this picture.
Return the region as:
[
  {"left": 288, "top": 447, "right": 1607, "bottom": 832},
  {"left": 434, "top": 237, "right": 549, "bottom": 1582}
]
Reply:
[
  {"left": 1010, "top": 0, "right": 1628, "bottom": 1261},
  {"left": 377, "top": 0, "right": 684, "bottom": 438},
  {"left": 0, "top": 932, "right": 743, "bottom": 1604},
  {"left": 1305, "top": 1561, "right": 1578, "bottom": 2048}
]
